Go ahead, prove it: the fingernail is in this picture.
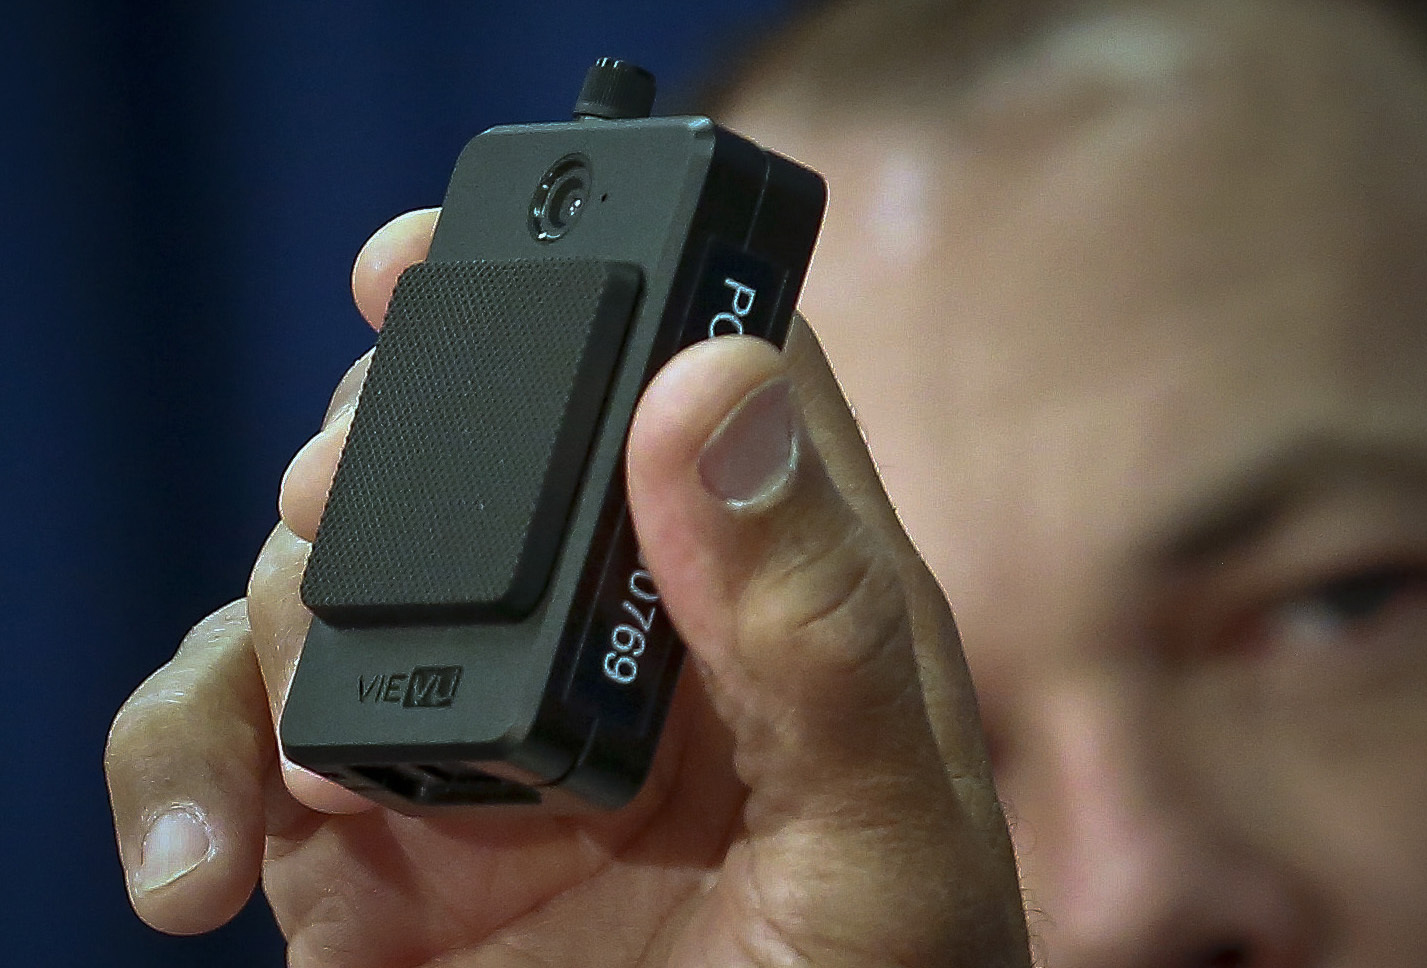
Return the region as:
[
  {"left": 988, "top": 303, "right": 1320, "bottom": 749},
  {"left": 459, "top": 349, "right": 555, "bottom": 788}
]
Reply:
[
  {"left": 133, "top": 806, "right": 214, "bottom": 893},
  {"left": 698, "top": 378, "right": 800, "bottom": 508},
  {"left": 322, "top": 352, "right": 372, "bottom": 428}
]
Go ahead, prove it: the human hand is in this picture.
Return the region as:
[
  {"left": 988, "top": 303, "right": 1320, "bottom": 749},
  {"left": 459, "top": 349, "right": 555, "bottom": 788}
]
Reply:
[{"left": 105, "top": 209, "right": 1030, "bottom": 968}]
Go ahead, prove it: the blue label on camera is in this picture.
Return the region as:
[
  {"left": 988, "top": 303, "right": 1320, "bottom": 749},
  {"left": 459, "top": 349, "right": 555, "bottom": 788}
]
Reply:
[
  {"left": 564, "top": 515, "right": 674, "bottom": 733},
  {"left": 682, "top": 239, "right": 788, "bottom": 345}
]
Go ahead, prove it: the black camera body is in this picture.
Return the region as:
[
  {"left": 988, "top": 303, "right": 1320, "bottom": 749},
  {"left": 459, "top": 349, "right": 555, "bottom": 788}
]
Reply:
[{"left": 279, "top": 60, "right": 825, "bottom": 811}]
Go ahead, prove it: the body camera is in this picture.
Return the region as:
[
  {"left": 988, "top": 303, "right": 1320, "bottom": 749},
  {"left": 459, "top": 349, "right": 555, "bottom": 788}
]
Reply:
[{"left": 280, "top": 59, "right": 825, "bottom": 811}]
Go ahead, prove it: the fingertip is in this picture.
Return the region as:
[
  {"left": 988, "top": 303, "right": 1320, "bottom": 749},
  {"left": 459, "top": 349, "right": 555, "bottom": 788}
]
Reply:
[
  {"left": 628, "top": 335, "right": 785, "bottom": 476},
  {"left": 639, "top": 334, "right": 783, "bottom": 412},
  {"left": 322, "top": 350, "right": 372, "bottom": 427},
  {"left": 278, "top": 409, "right": 353, "bottom": 543},
  {"left": 352, "top": 207, "right": 440, "bottom": 330},
  {"left": 127, "top": 802, "right": 259, "bottom": 936},
  {"left": 281, "top": 757, "right": 377, "bottom": 815}
]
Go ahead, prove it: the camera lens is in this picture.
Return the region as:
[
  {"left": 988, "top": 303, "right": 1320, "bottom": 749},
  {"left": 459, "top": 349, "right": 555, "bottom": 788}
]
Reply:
[
  {"left": 548, "top": 176, "right": 585, "bottom": 229},
  {"left": 530, "top": 156, "right": 591, "bottom": 242}
]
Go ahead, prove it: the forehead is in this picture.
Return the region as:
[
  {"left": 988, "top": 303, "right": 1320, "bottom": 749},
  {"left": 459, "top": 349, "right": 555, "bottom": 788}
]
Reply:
[
  {"left": 727, "top": 0, "right": 1427, "bottom": 599},
  {"left": 728, "top": 0, "right": 1427, "bottom": 364}
]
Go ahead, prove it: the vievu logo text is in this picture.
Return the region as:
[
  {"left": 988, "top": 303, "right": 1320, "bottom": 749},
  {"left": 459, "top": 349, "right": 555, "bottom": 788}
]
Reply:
[{"left": 358, "top": 666, "right": 463, "bottom": 708}]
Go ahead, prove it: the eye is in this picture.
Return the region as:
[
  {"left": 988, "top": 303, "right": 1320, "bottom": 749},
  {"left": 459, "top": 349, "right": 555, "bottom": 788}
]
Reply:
[{"left": 1249, "top": 564, "right": 1427, "bottom": 658}]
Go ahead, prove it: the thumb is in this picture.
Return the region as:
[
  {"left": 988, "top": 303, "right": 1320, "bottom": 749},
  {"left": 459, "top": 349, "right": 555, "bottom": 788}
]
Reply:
[{"left": 627, "top": 329, "right": 1029, "bottom": 967}]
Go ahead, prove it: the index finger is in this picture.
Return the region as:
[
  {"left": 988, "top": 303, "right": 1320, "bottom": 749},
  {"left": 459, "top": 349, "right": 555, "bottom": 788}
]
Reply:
[{"left": 351, "top": 208, "right": 440, "bottom": 330}]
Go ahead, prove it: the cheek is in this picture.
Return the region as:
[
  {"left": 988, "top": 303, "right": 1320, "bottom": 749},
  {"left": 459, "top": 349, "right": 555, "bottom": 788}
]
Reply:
[
  {"left": 1173, "top": 658, "right": 1427, "bottom": 952},
  {"left": 1296, "top": 687, "right": 1427, "bottom": 942}
]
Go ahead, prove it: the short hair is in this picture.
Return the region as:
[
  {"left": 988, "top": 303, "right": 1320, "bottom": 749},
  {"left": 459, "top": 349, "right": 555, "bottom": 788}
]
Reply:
[{"left": 697, "top": 0, "right": 1427, "bottom": 115}]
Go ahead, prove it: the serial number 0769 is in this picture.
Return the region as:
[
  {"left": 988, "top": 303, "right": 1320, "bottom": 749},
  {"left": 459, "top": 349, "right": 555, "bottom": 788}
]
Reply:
[{"left": 603, "top": 567, "right": 660, "bottom": 685}]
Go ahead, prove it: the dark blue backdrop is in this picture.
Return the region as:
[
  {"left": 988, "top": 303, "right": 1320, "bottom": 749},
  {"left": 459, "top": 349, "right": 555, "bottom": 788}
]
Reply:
[{"left": 3, "top": 3, "right": 785, "bottom": 963}]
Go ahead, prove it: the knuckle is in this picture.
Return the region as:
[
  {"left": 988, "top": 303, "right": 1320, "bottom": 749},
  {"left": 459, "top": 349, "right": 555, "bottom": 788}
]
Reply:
[
  {"left": 105, "top": 692, "right": 151, "bottom": 773},
  {"left": 109, "top": 599, "right": 251, "bottom": 755},
  {"left": 738, "top": 515, "right": 915, "bottom": 699},
  {"left": 106, "top": 602, "right": 272, "bottom": 781},
  {"left": 105, "top": 664, "right": 205, "bottom": 780},
  {"left": 176, "top": 599, "right": 250, "bottom": 656}
]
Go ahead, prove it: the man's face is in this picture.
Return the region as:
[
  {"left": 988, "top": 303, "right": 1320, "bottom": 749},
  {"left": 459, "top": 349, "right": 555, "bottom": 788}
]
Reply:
[{"left": 728, "top": 2, "right": 1427, "bottom": 965}]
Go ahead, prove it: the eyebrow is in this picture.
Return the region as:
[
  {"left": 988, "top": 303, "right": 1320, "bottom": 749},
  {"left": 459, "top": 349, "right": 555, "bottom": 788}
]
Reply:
[{"left": 1154, "top": 433, "right": 1427, "bottom": 567}]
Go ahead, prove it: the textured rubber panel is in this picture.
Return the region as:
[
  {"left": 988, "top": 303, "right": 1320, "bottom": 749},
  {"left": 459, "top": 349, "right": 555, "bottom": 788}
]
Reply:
[{"left": 301, "top": 259, "right": 641, "bottom": 626}]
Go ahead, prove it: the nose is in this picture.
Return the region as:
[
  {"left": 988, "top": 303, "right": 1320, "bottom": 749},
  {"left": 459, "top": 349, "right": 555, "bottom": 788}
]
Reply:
[{"left": 1009, "top": 685, "right": 1313, "bottom": 968}]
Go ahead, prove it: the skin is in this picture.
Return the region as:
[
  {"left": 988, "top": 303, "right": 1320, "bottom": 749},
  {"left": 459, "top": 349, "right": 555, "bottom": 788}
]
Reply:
[
  {"left": 725, "top": 1, "right": 1427, "bottom": 964},
  {"left": 106, "top": 0, "right": 1427, "bottom": 966},
  {"left": 107, "top": 231, "right": 1027, "bottom": 965}
]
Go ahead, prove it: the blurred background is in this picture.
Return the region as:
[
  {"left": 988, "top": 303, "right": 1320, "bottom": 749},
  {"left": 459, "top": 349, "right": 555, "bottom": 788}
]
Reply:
[{"left": 2, "top": 2, "right": 786, "bottom": 962}]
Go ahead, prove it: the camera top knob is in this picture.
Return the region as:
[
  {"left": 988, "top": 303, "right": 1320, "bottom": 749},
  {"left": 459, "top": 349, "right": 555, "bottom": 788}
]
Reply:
[{"left": 573, "top": 58, "right": 656, "bottom": 120}]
